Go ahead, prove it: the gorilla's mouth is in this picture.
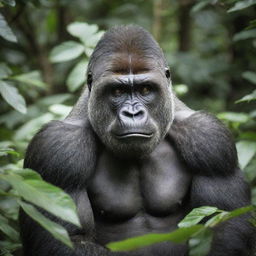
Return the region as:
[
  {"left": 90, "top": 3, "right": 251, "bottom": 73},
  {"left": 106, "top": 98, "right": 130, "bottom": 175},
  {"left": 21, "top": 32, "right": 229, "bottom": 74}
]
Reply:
[{"left": 114, "top": 132, "right": 153, "bottom": 139}]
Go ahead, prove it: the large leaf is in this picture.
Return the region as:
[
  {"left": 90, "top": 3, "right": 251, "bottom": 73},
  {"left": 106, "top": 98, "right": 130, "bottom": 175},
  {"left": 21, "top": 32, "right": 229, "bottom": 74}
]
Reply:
[
  {"left": 10, "top": 71, "right": 47, "bottom": 88},
  {"left": 236, "top": 90, "right": 256, "bottom": 103},
  {"left": 0, "top": 13, "right": 17, "bottom": 42},
  {"left": 178, "top": 206, "right": 219, "bottom": 228},
  {"left": 19, "top": 200, "right": 73, "bottom": 248},
  {"left": 0, "top": 63, "right": 12, "bottom": 79},
  {"left": 0, "top": 81, "right": 26, "bottom": 114},
  {"left": 39, "top": 94, "right": 71, "bottom": 106},
  {"left": 205, "top": 206, "right": 254, "bottom": 227},
  {"left": 0, "top": 241, "right": 21, "bottom": 254},
  {"left": 49, "top": 104, "right": 72, "bottom": 117},
  {"left": 228, "top": 0, "right": 256, "bottom": 12},
  {"left": 242, "top": 71, "right": 256, "bottom": 84},
  {"left": 236, "top": 140, "right": 256, "bottom": 169},
  {"left": 12, "top": 168, "right": 42, "bottom": 180},
  {"left": 189, "top": 229, "right": 213, "bottom": 256},
  {"left": 233, "top": 29, "right": 256, "bottom": 42},
  {"left": 191, "top": 1, "right": 212, "bottom": 13},
  {"left": 1, "top": 0, "right": 16, "bottom": 6},
  {"left": 107, "top": 225, "right": 203, "bottom": 252},
  {"left": 2, "top": 173, "right": 80, "bottom": 227},
  {"left": 82, "top": 31, "right": 104, "bottom": 48},
  {"left": 50, "top": 41, "right": 84, "bottom": 63},
  {"left": 67, "top": 22, "right": 98, "bottom": 40},
  {"left": 217, "top": 112, "right": 249, "bottom": 123},
  {"left": 14, "top": 113, "right": 54, "bottom": 141},
  {"left": 67, "top": 59, "right": 88, "bottom": 92},
  {"left": 0, "top": 141, "right": 19, "bottom": 157},
  {"left": 0, "top": 214, "right": 19, "bottom": 241}
]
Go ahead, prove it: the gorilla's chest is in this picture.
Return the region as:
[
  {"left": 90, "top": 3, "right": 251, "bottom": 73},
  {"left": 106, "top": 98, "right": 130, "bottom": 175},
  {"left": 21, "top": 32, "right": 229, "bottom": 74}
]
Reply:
[{"left": 88, "top": 140, "right": 191, "bottom": 221}]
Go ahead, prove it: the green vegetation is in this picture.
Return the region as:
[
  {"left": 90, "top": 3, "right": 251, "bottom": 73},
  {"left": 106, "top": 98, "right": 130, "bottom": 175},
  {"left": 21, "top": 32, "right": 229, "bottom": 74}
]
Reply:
[{"left": 0, "top": 0, "right": 255, "bottom": 255}]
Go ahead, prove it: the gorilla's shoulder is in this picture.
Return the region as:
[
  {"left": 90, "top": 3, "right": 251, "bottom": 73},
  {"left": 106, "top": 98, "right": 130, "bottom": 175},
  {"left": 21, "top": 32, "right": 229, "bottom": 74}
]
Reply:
[
  {"left": 24, "top": 120, "right": 97, "bottom": 188},
  {"left": 169, "top": 111, "right": 238, "bottom": 176}
]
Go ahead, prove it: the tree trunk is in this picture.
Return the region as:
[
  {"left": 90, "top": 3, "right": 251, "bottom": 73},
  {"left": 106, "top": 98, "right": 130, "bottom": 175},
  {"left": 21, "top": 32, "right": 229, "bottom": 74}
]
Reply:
[
  {"left": 178, "top": 0, "right": 195, "bottom": 52},
  {"left": 152, "top": 0, "right": 165, "bottom": 42}
]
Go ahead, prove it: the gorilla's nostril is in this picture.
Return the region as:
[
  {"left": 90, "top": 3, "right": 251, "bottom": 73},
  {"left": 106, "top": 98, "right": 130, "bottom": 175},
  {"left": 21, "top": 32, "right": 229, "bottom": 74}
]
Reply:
[
  {"left": 121, "top": 110, "right": 133, "bottom": 118},
  {"left": 121, "top": 109, "right": 145, "bottom": 120},
  {"left": 135, "top": 110, "right": 145, "bottom": 119}
]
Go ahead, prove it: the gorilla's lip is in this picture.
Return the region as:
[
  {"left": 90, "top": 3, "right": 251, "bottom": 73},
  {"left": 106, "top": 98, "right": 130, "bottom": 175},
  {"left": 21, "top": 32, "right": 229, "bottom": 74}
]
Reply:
[{"left": 114, "top": 132, "right": 153, "bottom": 139}]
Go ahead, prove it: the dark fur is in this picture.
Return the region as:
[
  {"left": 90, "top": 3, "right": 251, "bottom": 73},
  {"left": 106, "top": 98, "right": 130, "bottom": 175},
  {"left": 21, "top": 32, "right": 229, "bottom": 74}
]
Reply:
[{"left": 20, "top": 25, "right": 254, "bottom": 256}]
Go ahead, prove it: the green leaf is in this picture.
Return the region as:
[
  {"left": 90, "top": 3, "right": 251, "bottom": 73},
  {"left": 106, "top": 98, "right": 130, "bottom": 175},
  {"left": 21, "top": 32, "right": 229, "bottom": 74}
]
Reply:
[
  {"left": 49, "top": 104, "right": 72, "bottom": 117},
  {"left": 82, "top": 31, "right": 104, "bottom": 48},
  {"left": 0, "top": 148, "right": 19, "bottom": 157},
  {"left": 19, "top": 200, "right": 73, "bottom": 248},
  {"left": 0, "top": 13, "right": 17, "bottom": 42},
  {"left": 205, "top": 206, "right": 254, "bottom": 227},
  {"left": 0, "top": 195, "right": 19, "bottom": 220},
  {"left": 173, "top": 84, "right": 188, "bottom": 96},
  {"left": 178, "top": 206, "right": 218, "bottom": 228},
  {"left": 217, "top": 112, "right": 249, "bottom": 123},
  {"left": 239, "top": 132, "right": 256, "bottom": 141},
  {"left": 0, "top": 141, "right": 18, "bottom": 157},
  {"left": 2, "top": 173, "right": 80, "bottom": 227},
  {"left": 1, "top": 0, "right": 16, "bottom": 6},
  {"left": 205, "top": 211, "right": 229, "bottom": 227},
  {"left": 228, "top": 0, "right": 256, "bottom": 12},
  {"left": 50, "top": 41, "right": 84, "bottom": 63},
  {"left": 67, "top": 59, "right": 88, "bottom": 92},
  {"left": 191, "top": 1, "right": 211, "bottom": 13},
  {"left": 0, "top": 81, "right": 26, "bottom": 114},
  {"left": 107, "top": 225, "right": 203, "bottom": 252},
  {"left": 10, "top": 168, "right": 42, "bottom": 180},
  {"left": 242, "top": 71, "right": 256, "bottom": 84},
  {"left": 14, "top": 113, "right": 54, "bottom": 141},
  {"left": 67, "top": 22, "right": 98, "bottom": 41},
  {"left": 0, "top": 241, "right": 21, "bottom": 253},
  {"left": 0, "top": 63, "right": 12, "bottom": 79},
  {"left": 39, "top": 93, "right": 71, "bottom": 106},
  {"left": 236, "top": 90, "right": 256, "bottom": 103},
  {"left": 10, "top": 71, "right": 47, "bottom": 88},
  {"left": 84, "top": 47, "right": 94, "bottom": 57},
  {"left": 189, "top": 229, "right": 213, "bottom": 256},
  {"left": 233, "top": 29, "right": 256, "bottom": 42},
  {"left": 0, "top": 214, "right": 19, "bottom": 241},
  {"left": 236, "top": 141, "right": 256, "bottom": 169}
]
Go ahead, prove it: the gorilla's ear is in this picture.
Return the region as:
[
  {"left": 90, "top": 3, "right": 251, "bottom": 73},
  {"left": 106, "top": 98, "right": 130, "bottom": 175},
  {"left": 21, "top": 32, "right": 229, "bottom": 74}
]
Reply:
[
  {"left": 165, "top": 67, "right": 170, "bottom": 79},
  {"left": 87, "top": 71, "right": 93, "bottom": 91}
]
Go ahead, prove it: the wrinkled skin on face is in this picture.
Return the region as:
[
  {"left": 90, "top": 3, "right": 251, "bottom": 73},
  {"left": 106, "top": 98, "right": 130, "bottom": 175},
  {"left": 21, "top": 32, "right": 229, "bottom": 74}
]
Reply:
[{"left": 88, "top": 57, "right": 173, "bottom": 158}]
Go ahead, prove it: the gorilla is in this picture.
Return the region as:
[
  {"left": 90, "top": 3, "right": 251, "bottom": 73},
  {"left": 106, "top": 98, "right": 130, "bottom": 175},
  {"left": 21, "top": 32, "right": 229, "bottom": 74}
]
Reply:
[{"left": 20, "top": 25, "right": 254, "bottom": 256}]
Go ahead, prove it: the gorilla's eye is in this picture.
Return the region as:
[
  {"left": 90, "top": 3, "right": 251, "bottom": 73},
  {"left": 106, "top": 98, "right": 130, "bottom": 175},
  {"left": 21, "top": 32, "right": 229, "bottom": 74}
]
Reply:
[
  {"left": 140, "top": 85, "right": 151, "bottom": 96},
  {"left": 112, "top": 88, "right": 124, "bottom": 97}
]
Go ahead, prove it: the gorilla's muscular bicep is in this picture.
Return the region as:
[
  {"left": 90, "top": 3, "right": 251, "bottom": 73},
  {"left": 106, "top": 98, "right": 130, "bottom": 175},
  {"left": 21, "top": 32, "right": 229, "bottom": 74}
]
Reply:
[{"left": 21, "top": 121, "right": 110, "bottom": 256}]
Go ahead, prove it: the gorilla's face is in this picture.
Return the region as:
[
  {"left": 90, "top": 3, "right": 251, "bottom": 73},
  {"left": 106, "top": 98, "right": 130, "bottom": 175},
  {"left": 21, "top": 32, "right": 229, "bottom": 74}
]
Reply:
[{"left": 88, "top": 59, "right": 174, "bottom": 158}]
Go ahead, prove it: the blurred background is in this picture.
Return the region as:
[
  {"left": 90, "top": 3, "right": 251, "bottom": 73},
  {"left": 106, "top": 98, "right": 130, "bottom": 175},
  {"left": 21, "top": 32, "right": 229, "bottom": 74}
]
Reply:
[{"left": 0, "top": 0, "right": 255, "bottom": 254}]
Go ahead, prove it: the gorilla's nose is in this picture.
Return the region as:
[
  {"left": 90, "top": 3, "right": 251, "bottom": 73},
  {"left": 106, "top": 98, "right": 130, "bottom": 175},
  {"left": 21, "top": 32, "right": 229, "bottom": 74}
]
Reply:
[{"left": 120, "top": 105, "right": 147, "bottom": 123}]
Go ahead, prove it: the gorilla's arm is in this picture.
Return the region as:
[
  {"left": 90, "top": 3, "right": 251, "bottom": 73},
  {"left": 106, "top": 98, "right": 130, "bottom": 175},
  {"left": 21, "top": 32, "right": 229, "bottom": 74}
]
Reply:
[
  {"left": 190, "top": 173, "right": 253, "bottom": 256},
  {"left": 169, "top": 111, "right": 254, "bottom": 256},
  {"left": 21, "top": 120, "right": 129, "bottom": 256}
]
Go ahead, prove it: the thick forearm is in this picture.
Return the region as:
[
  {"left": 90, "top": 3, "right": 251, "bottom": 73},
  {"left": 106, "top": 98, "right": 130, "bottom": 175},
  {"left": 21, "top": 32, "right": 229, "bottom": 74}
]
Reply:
[{"left": 207, "top": 217, "right": 254, "bottom": 256}]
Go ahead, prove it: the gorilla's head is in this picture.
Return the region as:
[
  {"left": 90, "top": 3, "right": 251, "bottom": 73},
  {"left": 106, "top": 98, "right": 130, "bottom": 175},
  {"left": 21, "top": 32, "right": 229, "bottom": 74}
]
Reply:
[{"left": 87, "top": 25, "right": 174, "bottom": 158}]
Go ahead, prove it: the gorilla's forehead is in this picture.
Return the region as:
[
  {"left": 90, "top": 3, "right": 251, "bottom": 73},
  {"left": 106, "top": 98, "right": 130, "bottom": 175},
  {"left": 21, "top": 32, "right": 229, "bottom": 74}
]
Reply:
[
  {"left": 95, "top": 71, "right": 167, "bottom": 89},
  {"left": 109, "top": 52, "right": 157, "bottom": 74},
  {"left": 91, "top": 51, "right": 167, "bottom": 87}
]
